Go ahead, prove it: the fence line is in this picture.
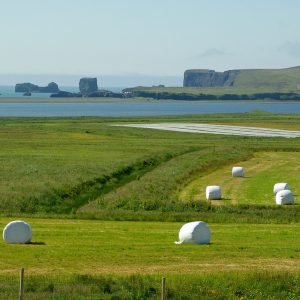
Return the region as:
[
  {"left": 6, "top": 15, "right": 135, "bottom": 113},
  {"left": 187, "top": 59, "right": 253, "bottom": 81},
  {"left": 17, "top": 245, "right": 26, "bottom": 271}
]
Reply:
[{"left": 16, "top": 269, "right": 167, "bottom": 299}]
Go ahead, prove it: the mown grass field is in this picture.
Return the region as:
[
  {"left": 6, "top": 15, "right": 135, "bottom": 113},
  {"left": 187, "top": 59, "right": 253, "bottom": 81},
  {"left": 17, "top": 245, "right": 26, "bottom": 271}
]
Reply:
[
  {"left": 1, "top": 218, "right": 299, "bottom": 275},
  {"left": 1, "top": 112, "right": 300, "bottom": 298},
  {"left": 0, "top": 218, "right": 299, "bottom": 299},
  {"left": 180, "top": 151, "right": 300, "bottom": 206}
]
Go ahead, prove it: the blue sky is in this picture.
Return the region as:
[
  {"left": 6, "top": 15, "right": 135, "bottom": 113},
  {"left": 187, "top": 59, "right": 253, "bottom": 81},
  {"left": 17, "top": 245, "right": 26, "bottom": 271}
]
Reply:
[{"left": 0, "top": 0, "right": 300, "bottom": 85}]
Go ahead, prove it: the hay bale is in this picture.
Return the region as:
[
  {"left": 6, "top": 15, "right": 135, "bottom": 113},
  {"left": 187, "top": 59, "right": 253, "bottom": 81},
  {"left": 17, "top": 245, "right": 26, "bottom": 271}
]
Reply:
[
  {"left": 175, "top": 221, "right": 211, "bottom": 244},
  {"left": 3, "top": 221, "right": 32, "bottom": 244},
  {"left": 232, "top": 166, "right": 244, "bottom": 177},
  {"left": 275, "top": 190, "right": 294, "bottom": 205},
  {"left": 273, "top": 183, "right": 291, "bottom": 195},
  {"left": 206, "top": 185, "right": 222, "bottom": 200}
]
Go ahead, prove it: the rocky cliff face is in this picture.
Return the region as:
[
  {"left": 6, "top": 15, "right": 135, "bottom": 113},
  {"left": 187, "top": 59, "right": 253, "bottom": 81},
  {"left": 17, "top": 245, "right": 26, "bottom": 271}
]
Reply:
[
  {"left": 79, "top": 78, "right": 98, "bottom": 96},
  {"left": 15, "top": 82, "right": 59, "bottom": 93},
  {"left": 183, "top": 69, "right": 240, "bottom": 87}
]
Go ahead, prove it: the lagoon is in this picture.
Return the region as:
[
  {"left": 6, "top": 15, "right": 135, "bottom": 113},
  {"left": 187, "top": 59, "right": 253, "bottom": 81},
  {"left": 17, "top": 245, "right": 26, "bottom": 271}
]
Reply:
[{"left": 0, "top": 101, "right": 300, "bottom": 117}]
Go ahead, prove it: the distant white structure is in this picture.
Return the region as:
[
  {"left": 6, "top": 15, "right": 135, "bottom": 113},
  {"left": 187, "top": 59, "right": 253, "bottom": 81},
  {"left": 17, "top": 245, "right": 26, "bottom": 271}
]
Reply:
[
  {"left": 276, "top": 190, "right": 294, "bottom": 205},
  {"left": 206, "top": 186, "right": 222, "bottom": 200},
  {"left": 3, "top": 221, "right": 32, "bottom": 244},
  {"left": 232, "top": 166, "right": 244, "bottom": 177},
  {"left": 175, "top": 221, "right": 211, "bottom": 244},
  {"left": 273, "top": 183, "right": 291, "bottom": 195},
  {"left": 116, "top": 123, "right": 300, "bottom": 138}
]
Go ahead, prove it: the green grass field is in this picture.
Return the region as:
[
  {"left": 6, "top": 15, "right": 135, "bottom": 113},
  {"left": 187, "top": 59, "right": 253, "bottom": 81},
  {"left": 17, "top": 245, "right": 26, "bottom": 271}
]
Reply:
[
  {"left": 2, "top": 218, "right": 299, "bottom": 275},
  {"left": 180, "top": 151, "right": 300, "bottom": 206},
  {"left": 1, "top": 112, "right": 300, "bottom": 217},
  {"left": 1, "top": 112, "right": 300, "bottom": 298},
  {"left": 0, "top": 218, "right": 299, "bottom": 299}
]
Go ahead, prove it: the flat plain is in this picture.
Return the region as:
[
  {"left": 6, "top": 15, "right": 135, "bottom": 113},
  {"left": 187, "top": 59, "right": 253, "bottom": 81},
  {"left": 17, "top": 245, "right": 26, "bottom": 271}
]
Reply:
[{"left": 1, "top": 112, "right": 300, "bottom": 299}]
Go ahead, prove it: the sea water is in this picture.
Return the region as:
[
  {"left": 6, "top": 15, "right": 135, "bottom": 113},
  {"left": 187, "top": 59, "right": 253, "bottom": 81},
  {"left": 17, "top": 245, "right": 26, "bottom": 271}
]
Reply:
[{"left": 0, "top": 101, "right": 300, "bottom": 117}]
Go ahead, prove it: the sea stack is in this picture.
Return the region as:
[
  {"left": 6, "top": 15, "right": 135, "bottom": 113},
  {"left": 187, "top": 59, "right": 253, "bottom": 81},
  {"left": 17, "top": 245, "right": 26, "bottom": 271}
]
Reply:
[{"left": 79, "top": 78, "right": 98, "bottom": 96}]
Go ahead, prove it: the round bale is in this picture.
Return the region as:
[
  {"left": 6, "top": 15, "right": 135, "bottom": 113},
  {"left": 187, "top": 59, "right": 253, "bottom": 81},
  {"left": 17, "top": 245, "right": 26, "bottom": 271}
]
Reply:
[
  {"left": 3, "top": 220, "right": 32, "bottom": 244},
  {"left": 273, "top": 183, "right": 291, "bottom": 195},
  {"left": 175, "top": 221, "right": 211, "bottom": 244},
  {"left": 232, "top": 166, "right": 244, "bottom": 177},
  {"left": 275, "top": 190, "right": 294, "bottom": 205},
  {"left": 206, "top": 185, "right": 222, "bottom": 200}
]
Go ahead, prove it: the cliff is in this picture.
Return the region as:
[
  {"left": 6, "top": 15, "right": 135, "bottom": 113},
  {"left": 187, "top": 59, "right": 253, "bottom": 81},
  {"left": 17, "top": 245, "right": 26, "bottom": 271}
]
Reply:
[
  {"left": 15, "top": 82, "right": 60, "bottom": 93},
  {"left": 183, "top": 69, "right": 240, "bottom": 87},
  {"left": 183, "top": 66, "right": 300, "bottom": 89}
]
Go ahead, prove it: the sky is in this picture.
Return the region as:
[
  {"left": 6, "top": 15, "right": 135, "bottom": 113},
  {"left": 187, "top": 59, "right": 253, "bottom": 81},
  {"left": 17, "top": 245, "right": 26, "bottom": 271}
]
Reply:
[{"left": 0, "top": 0, "right": 300, "bottom": 86}]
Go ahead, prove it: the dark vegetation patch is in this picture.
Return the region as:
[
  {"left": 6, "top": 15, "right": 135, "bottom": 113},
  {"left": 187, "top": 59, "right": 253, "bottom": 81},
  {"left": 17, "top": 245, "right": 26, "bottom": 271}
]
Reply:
[
  {"left": 127, "top": 89, "right": 300, "bottom": 101},
  {"left": 0, "top": 272, "right": 299, "bottom": 299}
]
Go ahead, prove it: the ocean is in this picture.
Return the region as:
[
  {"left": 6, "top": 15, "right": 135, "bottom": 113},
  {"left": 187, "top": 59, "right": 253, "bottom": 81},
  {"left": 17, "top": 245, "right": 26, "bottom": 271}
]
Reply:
[{"left": 0, "top": 101, "right": 300, "bottom": 117}]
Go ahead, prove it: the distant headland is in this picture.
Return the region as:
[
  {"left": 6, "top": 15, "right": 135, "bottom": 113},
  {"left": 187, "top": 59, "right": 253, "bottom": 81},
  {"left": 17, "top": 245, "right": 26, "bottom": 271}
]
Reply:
[
  {"left": 124, "top": 66, "right": 300, "bottom": 101},
  {"left": 183, "top": 66, "right": 300, "bottom": 88}
]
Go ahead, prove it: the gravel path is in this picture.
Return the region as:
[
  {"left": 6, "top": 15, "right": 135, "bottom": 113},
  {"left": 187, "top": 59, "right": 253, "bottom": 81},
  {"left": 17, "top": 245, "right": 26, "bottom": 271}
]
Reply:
[{"left": 116, "top": 123, "right": 300, "bottom": 138}]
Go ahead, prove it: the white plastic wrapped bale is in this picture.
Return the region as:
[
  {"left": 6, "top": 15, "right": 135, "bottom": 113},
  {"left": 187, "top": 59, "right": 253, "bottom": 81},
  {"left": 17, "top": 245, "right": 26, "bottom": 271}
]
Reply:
[
  {"left": 206, "top": 185, "right": 222, "bottom": 200},
  {"left": 175, "top": 221, "right": 211, "bottom": 244},
  {"left": 273, "top": 183, "right": 291, "bottom": 195},
  {"left": 3, "top": 220, "right": 32, "bottom": 244},
  {"left": 232, "top": 166, "right": 244, "bottom": 177},
  {"left": 275, "top": 190, "right": 294, "bottom": 205}
]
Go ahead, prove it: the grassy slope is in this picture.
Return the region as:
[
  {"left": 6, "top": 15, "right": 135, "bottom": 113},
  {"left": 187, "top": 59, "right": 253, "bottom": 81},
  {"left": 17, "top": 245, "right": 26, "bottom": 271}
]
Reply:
[
  {"left": 233, "top": 67, "right": 300, "bottom": 91},
  {"left": 130, "top": 66, "right": 300, "bottom": 95}
]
